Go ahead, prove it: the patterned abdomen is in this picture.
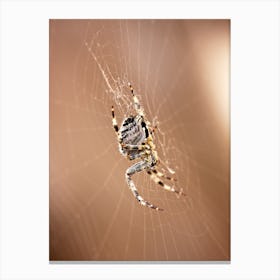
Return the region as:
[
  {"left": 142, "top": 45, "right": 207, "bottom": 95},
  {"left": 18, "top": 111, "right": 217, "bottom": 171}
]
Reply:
[
  {"left": 119, "top": 116, "right": 146, "bottom": 156},
  {"left": 120, "top": 116, "right": 145, "bottom": 145}
]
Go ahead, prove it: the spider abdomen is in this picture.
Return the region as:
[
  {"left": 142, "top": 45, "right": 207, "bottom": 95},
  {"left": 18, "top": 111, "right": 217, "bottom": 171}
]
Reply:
[{"left": 120, "top": 116, "right": 146, "bottom": 145}]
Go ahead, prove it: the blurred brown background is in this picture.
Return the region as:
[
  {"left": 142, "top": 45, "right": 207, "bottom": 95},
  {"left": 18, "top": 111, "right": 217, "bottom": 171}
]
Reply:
[{"left": 50, "top": 19, "right": 230, "bottom": 261}]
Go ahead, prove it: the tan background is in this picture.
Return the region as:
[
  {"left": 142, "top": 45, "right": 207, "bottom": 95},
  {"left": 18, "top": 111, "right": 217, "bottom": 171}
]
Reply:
[{"left": 50, "top": 19, "right": 230, "bottom": 261}]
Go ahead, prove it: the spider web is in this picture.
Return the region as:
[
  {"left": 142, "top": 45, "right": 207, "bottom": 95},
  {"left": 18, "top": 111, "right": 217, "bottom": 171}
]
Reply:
[{"left": 50, "top": 19, "right": 230, "bottom": 261}]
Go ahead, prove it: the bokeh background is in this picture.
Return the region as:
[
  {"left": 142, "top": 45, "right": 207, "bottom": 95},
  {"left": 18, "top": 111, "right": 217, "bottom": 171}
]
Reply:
[{"left": 50, "top": 19, "right": 230, "bottom": 261}]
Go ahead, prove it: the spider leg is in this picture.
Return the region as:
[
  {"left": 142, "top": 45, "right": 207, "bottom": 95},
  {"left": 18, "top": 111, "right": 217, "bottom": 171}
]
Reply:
[
  {"left": 126, "top": 161, "right": 163, "bottom": 211},
  {"left": 151, "top": 169, "right": 177, "bottom": 182},
  {"left": 157, "top": 156, "right": 176, "bottom": 175},
  {"left": 128, "top": 82, "right": 144, "bottom": 117},
  {"left": 147, "top": 170, "right": 185, "bottom": 196},
  {"left": 111, "top": 106, "right": 119, "bottom": 133},
  {"left": 127, "top": 150, "right": 147, "bottom": 160}
]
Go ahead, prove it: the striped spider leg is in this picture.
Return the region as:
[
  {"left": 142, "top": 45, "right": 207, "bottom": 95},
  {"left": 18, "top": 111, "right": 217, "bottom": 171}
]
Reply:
[
  {"left": 146, "top": 169, "right": 185, "bottom": 196},
  {"left": 126, "top": 160, "right": 163, "bottom": 211}
]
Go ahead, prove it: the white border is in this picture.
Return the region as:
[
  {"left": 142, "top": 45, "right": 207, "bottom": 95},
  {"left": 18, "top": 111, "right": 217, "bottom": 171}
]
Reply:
[{"left": 0, "top": 0, "right": 279, "bottom": 279}]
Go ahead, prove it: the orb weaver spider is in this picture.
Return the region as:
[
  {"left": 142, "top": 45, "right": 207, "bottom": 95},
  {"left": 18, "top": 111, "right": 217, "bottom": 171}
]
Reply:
[{"left": 111, "top": 83, "right": 185, "bottom": 211}]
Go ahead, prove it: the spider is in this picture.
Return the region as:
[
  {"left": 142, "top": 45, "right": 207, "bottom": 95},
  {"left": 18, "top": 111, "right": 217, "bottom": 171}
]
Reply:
[{"left": 111, "top": 83, "right": 185, "bottom": 211}]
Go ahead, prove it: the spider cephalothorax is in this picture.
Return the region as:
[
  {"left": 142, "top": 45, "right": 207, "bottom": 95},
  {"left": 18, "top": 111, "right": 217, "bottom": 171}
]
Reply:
[{"left": 111, "top": 83, "right": 185, "bottom": 211}]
